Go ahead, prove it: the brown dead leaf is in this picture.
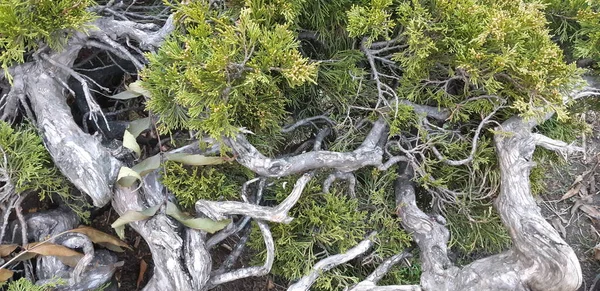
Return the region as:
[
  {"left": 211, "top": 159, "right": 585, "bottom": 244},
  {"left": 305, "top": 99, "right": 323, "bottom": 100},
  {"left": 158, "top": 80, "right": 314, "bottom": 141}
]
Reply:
[
  {"left": 19, "top": 242, "right": 83, "bottom": 267},
  {"left": 571, "top": 174, "right": 584, "bottom": 187},
  {"left": 70, "top": 226, "right": 131, "bottom": 252},
  {"left": 580, "top": 184, "right": 589, "bottom": 197},
  {"left": 0, "top": 268, "right": 13, "bottom": 282},
  {"left": 551, "top": 217, "right": 566, "bottom": 238},
  {"left": 0, "top": 244, "right": 18, "bottom": 257},
  {"left": 579, "top": 204, "right": 600, "bottom": 220},
  {"left": 267, "top": 278, "right": 275, "bottom": 290},
  {"left": 571, "top": 200, "right": 582, "bottom": 216},
  {"left": 561, "top": 183, "right": 582, "bottom": 201},
  {"left": 137, "top": 259, "right": 148, "bottom": 290},
  {"left": 97, "top": 242, "right": 125, "bottom": 253},
  {"left": 594, "top": 243, "right": 600, "bottom": 261}
]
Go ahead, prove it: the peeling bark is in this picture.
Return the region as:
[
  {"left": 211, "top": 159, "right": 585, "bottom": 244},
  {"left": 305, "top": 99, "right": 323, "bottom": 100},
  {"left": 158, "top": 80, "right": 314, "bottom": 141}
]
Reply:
[{"left": 23, "top": 57, "right": 121, "bottom": 207}]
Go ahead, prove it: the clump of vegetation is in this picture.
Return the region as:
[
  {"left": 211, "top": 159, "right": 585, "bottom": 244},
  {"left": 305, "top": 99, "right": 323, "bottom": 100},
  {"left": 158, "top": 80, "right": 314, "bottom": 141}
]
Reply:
[
  {"left": 446, "top": 204, "right": 511, "bottom": 256},
  {"left": 141, "top": 1, "right": 318, "bottom": 139},
  {"left": 390, "top": 0, "right": 581, "bottom": 120},
  {"left": 0, "top": 0, "right": 96, "bottom": 77},
  {"left": 161, "top": 161, "right": 254, "bottom": 209},
  {"left": 0, "top": 277, "right": 65, "bottom": 291},
  {"left": 248, "top": 168, "right": 414, "bottom": 291},
  {"left": 0, "top": 121, "right": 89, "bottom": 221},
  {"left": 544, "top": 0, "right": 600, "bottom": 62},
  {"left": 138, "top": 0, "right": 594, "bottom": 287}
]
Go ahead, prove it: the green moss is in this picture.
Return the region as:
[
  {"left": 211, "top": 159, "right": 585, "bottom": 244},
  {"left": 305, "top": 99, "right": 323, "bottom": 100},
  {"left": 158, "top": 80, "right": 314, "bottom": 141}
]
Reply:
[
  {"left": 161, "top": 161, "right": 254, "bottom": 209},
  {"left": 0, "top": 121, "right": 89, "bottom": 221}
]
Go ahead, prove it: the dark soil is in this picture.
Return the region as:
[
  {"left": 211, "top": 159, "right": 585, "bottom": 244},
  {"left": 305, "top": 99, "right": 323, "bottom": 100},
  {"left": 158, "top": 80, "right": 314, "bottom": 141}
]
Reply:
[{"left": 91, "top": 208, "right": 153, "bottom": 291}]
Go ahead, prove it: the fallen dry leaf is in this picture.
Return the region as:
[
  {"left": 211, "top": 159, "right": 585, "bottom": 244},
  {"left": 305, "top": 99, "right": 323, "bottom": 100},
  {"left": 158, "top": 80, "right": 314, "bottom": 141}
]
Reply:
[
  {"left": 551, "top": 217, "right": 566, "bottom": 238},
  {"left": 0, "top": 268, "right": 13, "bottom": 282},
  {"left": 70, "top": 226, "right": 131, "bottom": 252},
  {"left": 0, "top": 244, "right": 18, "bottom": 257},
  {"left": 594, "top": 243, "right": 600, "bottom": 261},
  {"left": 137, "top": 259, "right": 148, "bottom": 290},
  {"left": 17, "top": 242, "right": 84, "bottom": 267},
  {"left": 561, "top": 183, "right": 582, "bottom": 201},
  {"left": 579, "top": 204, "right": 600, "bottom": 220}
]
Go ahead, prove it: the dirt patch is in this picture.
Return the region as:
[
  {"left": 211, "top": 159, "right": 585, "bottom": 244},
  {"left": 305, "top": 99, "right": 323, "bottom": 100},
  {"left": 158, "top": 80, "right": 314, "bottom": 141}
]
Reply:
[{"left": 539, "top": 111, "right": 600, "bottom": 291}]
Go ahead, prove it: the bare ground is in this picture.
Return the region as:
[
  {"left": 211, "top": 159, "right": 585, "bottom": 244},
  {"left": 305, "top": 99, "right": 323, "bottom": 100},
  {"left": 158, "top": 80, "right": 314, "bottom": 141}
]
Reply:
[{"left": 539, "top": 111, "right": 600, "bottom": 291}]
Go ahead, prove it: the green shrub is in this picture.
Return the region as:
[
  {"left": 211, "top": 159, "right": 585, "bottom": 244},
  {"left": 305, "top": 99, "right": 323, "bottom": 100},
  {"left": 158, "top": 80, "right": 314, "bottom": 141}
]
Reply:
[
  {"left": 0, "top": 276, "right": 65, "bottom": 291},
  {"left": 248, "top": 168, "right": 414, "bottom": 290},
  {"left": 161, "top": 161, "right": 254, "bottom": 209},
  {"left": 141, "top": 1, "right": 318, "bottom": 139},
  {"left": 0, "top": 121, "right": 89, "bottom": 221},
  {"left": 0, "top": 0, "right": 95, "bottom": 78}
]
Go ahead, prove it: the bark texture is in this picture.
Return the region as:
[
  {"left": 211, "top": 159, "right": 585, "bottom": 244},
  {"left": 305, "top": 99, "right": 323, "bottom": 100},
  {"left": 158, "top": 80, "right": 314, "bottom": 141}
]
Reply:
[{"left": 395, "top": 116, "right": 582, "bottom": 291}]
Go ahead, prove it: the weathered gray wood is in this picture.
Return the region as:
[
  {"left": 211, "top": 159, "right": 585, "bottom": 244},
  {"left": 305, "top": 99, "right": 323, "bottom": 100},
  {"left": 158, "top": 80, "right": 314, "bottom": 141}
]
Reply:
[
  {"left": 112, "top": 172, "right": 212, "bottom": 291},
  {"left": 394, "top": 116, "right": 582, "bottom": 291}
]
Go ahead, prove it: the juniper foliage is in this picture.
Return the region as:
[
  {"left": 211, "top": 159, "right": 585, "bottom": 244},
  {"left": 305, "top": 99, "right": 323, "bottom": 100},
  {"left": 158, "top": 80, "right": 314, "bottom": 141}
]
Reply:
[{"left": 143, "top": 0, "right": 592, "bottom": 288}]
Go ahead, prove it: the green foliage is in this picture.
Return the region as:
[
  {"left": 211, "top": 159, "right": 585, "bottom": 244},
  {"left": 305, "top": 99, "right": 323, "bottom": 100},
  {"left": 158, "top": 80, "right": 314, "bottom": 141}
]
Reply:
[
  {"left": 0, "top": 277, "right": 65, "bottom": 291},
  {"left": 285, "top": 49, "right": 367, "bottom": 121},
  {"left": 248, "top": 168, "right": 413, "bottom": 291},
  {"left": 543, "top": 0, "right": 600, "bottom": 61},
  {"left": 529, "top": 114, "right": 590, "bottom": 194},
  {"left": 161, "top": 161, "right": 253, "bottom": 209},
  {"left": 142, "top": 1, "right": 318, "bottom": 139},
  {"left": 387, "top": 103, "right": 417, "bottom": 137},
  {"left": 392, "top": 0, "right": 581, "bottom": 120},
  {"left": 0, "top": 0, "right": 95, "bottom": 79},
  {"left": 446, "top": 203, "right": 511, "bottom": 255},
  {"left": 416, "top": 136, "right": 499, "bottom": 195},
  {"left": 248, "top": 177, "right": 368, "bottom": 289},
  {"left": 379, "top": 256, "right": 422, "bottom": 285},
  {"left": 144, "top": 0, "right": 595, "bottom": 287},
  {"left": 347, "top": 0, "right": 395, "bottom": 43},
  {"left": 0, "top": 121, "right": 89, "bottom": 221},
  {"left": 536, "top": 113, "right": 590, "bottom": 142}
]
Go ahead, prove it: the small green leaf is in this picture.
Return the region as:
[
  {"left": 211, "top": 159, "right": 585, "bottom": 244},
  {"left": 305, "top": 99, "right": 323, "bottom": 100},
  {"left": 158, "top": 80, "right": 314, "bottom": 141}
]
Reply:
[
  {"left": 111, "top": 204, "right": 162, "bottom": 239},
  {"left": 128, "top": 117, "right": 152, "bottom": 137},
  {"left": 108, "top": 90, "right": 141, "bottom": 100},
  {"left": 117, "top": 167, "right": 142, "bottom": 187},
  {"left": 127, "top": 80, "right": 152, "bottom": 97},
  {"left": 165, "top": 202, "right": 230, "bottom": 233},
  {"left": 123, "top": 130, "right": 141, "bottom": 157},
  {"left": 131, "top": 154, "right": 162, "bottom": 177},
  {"left": 165, "top": 153, "right": 225, "bottom": 166}
]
